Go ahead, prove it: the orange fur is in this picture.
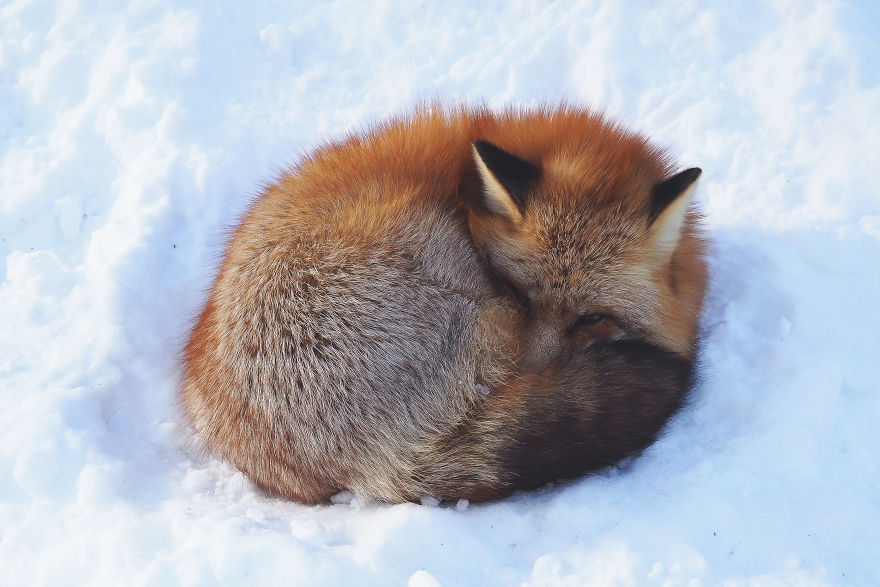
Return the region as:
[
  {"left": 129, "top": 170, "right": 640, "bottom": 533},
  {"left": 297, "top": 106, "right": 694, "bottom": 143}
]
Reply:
[{"left": 182, "top": 104, "right": 707, "bottom": 503}]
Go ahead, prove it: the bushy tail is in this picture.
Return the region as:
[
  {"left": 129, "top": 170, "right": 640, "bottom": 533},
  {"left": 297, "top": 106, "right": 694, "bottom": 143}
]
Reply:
[{"left": 416, "top": 341, "right": 694, "bottom": 501}]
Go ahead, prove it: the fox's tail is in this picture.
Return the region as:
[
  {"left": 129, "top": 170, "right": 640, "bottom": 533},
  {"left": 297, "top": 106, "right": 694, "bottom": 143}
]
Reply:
[{"left": 416, "top": 341, "right": 695, "bottom": 501}]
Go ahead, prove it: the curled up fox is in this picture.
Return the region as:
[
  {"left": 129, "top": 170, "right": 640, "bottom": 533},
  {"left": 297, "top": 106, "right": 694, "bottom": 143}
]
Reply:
[{"left": 181, "top": 104, "right": 707, "bottom": 504}]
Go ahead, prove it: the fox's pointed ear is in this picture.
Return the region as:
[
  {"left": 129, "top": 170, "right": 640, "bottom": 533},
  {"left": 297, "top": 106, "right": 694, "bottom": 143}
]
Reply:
[
  {"left": 471, "top": 140, "right": 540, "bottom": 222},
  {"left": 648, "top": 167, "right": 701, "bottom": 262}
]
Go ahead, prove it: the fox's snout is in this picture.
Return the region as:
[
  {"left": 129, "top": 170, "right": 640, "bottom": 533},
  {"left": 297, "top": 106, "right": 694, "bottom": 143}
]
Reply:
[{"left": 517, "top": 313, "right": 568, "bottom": 373}]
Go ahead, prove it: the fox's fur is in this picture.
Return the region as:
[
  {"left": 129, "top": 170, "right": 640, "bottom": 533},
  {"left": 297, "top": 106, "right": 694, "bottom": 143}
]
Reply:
[{"left": 181, "top": 105, "right": 707, "bottom": 503}]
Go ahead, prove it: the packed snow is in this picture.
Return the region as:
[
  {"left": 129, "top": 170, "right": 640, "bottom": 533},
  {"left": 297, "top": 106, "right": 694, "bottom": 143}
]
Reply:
[{"left": 2, "top": 0, "right": 879, "bottom": 584}]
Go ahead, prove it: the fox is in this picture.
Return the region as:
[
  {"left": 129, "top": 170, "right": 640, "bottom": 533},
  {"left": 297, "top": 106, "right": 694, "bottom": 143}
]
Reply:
[{"left": 181, "top": 104, "right": 707, "bottom": 504}]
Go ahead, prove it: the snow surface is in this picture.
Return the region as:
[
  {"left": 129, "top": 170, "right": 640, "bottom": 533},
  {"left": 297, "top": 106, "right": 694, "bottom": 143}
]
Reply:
[{"left": 2, "top": 0, "right": 879, "bottom": 585}]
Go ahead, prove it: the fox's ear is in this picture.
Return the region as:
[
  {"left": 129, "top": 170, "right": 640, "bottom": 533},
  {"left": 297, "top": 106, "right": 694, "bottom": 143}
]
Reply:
[
  {"left": 647, "top": 167, "right": 701, "bottom": 262},
  {"left": 471, "top": 140, "right": 540, "bottom": 222}
]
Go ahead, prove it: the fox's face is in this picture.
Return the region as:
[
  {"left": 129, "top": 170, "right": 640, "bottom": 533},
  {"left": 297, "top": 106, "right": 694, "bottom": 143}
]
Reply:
[{"left": 467, "top": 139, "right": 702, "bottom": 373}]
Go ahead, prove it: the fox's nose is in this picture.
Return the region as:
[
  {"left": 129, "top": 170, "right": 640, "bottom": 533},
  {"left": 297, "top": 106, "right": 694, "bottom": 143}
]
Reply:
[{"left": 518, "top": 323, "right": 564, "bottom": 373}]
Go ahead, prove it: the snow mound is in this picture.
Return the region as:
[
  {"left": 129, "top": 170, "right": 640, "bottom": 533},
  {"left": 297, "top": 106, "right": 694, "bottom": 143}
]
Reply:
[{"left": 1, "top": 1, "right": 879, "bottom": 584}]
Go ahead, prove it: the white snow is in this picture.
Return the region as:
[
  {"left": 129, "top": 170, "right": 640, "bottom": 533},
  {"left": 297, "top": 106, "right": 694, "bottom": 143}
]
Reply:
[{"left": 2, "top": 1, "right": 879, "bottom": 585}]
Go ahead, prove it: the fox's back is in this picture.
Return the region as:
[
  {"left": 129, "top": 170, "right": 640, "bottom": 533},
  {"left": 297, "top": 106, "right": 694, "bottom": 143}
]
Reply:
[{"left": 184, "top": 109, "right": 512, "bottom": 501}]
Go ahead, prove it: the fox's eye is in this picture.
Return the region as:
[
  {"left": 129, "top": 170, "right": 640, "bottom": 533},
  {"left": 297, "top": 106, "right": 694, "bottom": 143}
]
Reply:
[{"left": 578, "top": 313, "right": 606, "bottom": 326}]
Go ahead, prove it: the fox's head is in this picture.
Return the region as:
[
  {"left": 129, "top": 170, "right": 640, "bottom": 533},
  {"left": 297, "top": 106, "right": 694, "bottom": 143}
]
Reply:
[{"left": 465, "top": 132, "right": 704, "bottom": 373}]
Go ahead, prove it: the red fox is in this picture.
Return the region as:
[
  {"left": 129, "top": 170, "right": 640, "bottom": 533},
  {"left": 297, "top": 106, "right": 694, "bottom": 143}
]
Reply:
[{"left": 181, "top": 104, "right": 707, "bottom": 503}]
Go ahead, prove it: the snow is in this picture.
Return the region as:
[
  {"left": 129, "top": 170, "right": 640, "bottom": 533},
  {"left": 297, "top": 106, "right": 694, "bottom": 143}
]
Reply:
[{"left": 1, "top": 0, "right": 879, "bottom": 584}]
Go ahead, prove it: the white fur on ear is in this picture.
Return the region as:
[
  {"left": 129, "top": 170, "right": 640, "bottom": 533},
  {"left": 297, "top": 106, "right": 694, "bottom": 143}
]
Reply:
[
  {"left": 649, "top": 178, "right": 699, "bottom": 264},
  {"left": 472, "top": 144, "right": 523, "bottom": 222}
]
